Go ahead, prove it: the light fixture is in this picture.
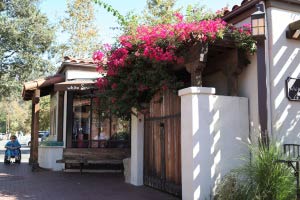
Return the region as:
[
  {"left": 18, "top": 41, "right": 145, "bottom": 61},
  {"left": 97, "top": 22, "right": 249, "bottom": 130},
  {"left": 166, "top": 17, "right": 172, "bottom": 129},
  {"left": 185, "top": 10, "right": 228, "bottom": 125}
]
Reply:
[{"left": 251, "top": 4, "right": 265, "bottom": 39}]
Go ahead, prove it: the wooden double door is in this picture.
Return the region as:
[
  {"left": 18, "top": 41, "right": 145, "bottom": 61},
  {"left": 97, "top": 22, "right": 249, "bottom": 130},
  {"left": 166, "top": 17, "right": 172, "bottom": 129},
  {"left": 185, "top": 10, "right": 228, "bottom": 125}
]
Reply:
[{"left": 144, "top": 90, "right": 181, "bottom": 196}]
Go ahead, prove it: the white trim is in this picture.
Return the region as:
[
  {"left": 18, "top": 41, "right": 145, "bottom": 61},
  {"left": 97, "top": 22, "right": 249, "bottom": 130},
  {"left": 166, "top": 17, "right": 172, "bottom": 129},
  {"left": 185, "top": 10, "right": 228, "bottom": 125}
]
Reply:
[
  {"left": 63, "top": 91, "right": 67, "bottom": 148},
  {"left": 178, "top": 87, "right": 216, "bottom": 96}
]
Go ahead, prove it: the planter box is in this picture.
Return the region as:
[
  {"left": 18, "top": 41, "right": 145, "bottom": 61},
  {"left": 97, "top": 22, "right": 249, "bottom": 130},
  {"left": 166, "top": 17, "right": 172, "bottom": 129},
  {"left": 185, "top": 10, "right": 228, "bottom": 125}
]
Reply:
[{"left": 38, "top": 145, "right": 64, "bottom": 171}]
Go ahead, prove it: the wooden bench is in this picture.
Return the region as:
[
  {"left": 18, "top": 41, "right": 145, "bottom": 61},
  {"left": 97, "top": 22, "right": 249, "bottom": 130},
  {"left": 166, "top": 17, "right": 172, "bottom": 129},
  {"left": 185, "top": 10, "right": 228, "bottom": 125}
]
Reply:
[{"left": 56, "top": 148, "right": 130, "bottom": 174}]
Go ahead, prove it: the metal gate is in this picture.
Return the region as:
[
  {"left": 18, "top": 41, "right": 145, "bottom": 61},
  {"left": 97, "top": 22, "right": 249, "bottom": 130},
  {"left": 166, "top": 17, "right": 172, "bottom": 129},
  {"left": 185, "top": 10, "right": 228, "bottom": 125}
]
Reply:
[{"left": 144, "top": 89, "right": 181, "bottom": 196}]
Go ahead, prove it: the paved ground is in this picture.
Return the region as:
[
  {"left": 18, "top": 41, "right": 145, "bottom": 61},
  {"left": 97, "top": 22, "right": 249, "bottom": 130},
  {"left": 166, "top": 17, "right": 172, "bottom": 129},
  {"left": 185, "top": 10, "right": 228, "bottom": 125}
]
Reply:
[{"left": 0, "top": 140, "right": 179, "bottom": 200}]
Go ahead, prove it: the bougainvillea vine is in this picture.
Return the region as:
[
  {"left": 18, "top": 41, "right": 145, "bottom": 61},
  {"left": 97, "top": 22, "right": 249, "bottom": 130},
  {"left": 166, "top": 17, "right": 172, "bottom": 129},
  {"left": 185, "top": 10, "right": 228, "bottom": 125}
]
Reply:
[{"left": 93, "top": 14, "right": 255, "bottom": 117}]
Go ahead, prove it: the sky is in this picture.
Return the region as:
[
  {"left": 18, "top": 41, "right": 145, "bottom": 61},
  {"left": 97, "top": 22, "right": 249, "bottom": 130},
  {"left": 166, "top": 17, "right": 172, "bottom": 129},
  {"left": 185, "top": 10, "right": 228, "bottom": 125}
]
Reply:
[{"left": 39, "top": 0, "right": 242, "bottom": 44}]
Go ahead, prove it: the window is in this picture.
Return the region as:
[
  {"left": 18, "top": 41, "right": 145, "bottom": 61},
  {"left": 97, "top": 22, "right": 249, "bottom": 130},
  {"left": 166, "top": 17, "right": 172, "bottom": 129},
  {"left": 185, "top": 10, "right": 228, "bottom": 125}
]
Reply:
[{"left": 69, "top": 91, "right": 130, "bottom": 148}]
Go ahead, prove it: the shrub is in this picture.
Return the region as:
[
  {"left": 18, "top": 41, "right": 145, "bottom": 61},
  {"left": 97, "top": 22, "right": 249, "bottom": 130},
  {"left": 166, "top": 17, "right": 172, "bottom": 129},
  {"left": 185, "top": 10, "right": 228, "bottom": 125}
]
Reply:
[{"left": 214, "top": 141, "right": 296, "bottom": 200}]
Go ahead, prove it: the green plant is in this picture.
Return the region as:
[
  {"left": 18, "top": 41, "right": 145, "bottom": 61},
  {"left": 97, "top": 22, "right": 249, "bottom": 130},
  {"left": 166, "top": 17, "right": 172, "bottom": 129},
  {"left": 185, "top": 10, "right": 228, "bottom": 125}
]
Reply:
[
  {"left": 111, "top": 132, "right": 129, "bottom": 141},
  {"left": 214, "top": 141, "right": 296, "bottom": 200},
  {"left": 213, "top": 173, "right": 246, "bottom": 200}
]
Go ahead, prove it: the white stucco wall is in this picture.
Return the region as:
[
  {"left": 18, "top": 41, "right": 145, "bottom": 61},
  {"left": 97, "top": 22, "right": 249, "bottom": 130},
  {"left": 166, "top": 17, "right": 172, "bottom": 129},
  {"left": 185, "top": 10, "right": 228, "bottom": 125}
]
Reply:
[
  {"left": 266, "top": 6, "right": 300, "bottom": 144},
  {"left": 179, "top": 87, "right": 249, "bottom": 200},
  {"left": 238, "top": 54, "right": 260, "bottom": 140},
  {"left": 65, "top": 70, "right": 100, "bottom": 80}
]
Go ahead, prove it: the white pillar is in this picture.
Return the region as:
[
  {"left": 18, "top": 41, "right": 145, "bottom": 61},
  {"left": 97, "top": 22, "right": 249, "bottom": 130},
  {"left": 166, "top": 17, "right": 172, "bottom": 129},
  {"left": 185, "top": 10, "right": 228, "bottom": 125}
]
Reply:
[
  {"left": 130, "top": 110, "right": 144, "bottom": 186},
  {"left": 63, "top": 91, "right": 67, "bottom": 148},
  {"left": 179, "top": 87, "right": 216, "bottom": 200}
]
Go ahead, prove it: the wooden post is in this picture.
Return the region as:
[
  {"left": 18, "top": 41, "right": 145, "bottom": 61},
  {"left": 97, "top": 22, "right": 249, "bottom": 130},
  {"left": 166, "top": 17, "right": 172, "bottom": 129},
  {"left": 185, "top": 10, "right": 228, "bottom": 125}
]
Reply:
[
  {"left": 222, "top": 63, "right": 240, "bottom": 96},
  {"left": 31, "top": 89, "right": 40, "bottom": 171},
  {"left": 57, "top": 91, "right": 64, "bottom": 142},
  {"left": 66, "top": 92, "right": 73, "bottom": 148},
  {"left": 256, "top": 39, "right": 268, "bottom": 145},
  {"left": 185, "top": 43, "right": 208, "bottom": 87},
  {"left": 221, "top": 49, "right": 248, "bottom": 96}
]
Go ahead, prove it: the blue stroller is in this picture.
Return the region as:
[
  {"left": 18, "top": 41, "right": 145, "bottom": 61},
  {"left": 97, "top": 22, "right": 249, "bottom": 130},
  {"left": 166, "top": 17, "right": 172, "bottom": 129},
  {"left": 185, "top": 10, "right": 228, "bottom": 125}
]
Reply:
[{"left": 4, "top": 136, "right": 21, "bottom": 164}]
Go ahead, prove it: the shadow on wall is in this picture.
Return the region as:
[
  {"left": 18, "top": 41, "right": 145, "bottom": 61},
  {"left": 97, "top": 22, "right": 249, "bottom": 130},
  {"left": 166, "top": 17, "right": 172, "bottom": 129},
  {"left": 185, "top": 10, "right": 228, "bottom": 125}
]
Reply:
[
  {"left": 192, "top": 94, "right": 249, "bottom": 199},
  {"left": 269, "top": 11, "right": 300, "bottom": 144}
]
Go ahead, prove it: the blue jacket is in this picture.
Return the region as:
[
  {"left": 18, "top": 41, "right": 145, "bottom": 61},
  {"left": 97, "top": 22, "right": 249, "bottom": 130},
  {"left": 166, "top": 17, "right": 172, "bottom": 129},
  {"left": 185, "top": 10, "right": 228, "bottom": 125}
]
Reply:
[{"left": 5, "top": 140, "right": 21, "bottom": 149}]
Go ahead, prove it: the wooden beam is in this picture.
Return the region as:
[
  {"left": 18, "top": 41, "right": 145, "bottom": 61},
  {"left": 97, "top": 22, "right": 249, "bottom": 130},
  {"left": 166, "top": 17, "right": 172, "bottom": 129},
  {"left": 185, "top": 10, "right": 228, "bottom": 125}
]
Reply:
[
  {"left": 30, "top": 89, "right": 40, "bottom": 171},
  {"left": 22, "top": 74, "right": 64, "bottom": 101},
  {"left": 286, "top": 30, "right": 300, "bottom": 40},
  {"left": 286, "top": 20, "right": 300, "bottom": 40},
  {"left": 289, "top": 20, "right": 300, "bottom": 31}
]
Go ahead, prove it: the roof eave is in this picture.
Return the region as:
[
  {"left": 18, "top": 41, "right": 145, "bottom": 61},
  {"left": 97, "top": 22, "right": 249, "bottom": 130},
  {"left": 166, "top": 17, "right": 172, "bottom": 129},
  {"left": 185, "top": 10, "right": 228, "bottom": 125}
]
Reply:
[
  {"left": 57, "top": 62, "right": 97, "bottom": 74},
  {"left": 222, "top": 0, "right": 260, "bottom": 22}
]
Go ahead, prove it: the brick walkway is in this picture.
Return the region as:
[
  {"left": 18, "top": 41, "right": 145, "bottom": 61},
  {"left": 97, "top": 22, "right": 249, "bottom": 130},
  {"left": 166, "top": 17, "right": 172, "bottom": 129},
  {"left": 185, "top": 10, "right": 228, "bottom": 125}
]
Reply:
[{"left": 0, "top": 163, "right": 179, "bottom": 200}]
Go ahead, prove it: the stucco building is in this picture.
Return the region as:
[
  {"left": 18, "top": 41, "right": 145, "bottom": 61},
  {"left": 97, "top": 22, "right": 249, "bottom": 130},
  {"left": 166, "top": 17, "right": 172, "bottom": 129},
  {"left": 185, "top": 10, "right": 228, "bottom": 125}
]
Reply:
[{"left": 22, "top": 0, "right": 300, "bottom": 200}]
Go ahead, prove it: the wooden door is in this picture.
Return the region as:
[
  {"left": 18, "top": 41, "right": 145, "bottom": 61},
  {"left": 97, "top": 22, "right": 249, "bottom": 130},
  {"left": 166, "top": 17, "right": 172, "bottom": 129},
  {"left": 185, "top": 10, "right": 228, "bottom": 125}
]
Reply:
[{"left": 144, "top": 89, "right": 181, "bottom": 196}]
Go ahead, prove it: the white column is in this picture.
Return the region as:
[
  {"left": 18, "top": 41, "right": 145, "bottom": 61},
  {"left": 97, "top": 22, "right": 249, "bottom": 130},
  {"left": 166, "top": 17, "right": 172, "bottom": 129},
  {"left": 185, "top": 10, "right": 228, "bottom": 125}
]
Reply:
[
  {"left": 179, "top": 87, "right": 216, "bottom": 200},
  {"left": 63, "top": 91, "right": 67, "bottom": 148},
  {"left": 130, "top": 109, "right": 144, "bottom": 186}
]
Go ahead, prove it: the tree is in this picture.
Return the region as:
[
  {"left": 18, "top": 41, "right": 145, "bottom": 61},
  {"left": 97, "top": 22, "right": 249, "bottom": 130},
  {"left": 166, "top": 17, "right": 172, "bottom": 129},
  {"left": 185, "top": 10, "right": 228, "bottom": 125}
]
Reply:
[
  {"left": 0, "top": 99, "right": 31, "bottom": 134},
  {"left": 142, "top": 0, "right": 180, "bottom": 25},
  {"left": 39, "top": 96, "right": 50, "bottom": 131},
  {"left": 60, "top": 0, "right": 100, "bottom": 58},
  {"left": 0, "top": 97, "right": 50, "bottom": 135},
  {"left": 0, "top": 0, "right": 56, "bottom": 97}
]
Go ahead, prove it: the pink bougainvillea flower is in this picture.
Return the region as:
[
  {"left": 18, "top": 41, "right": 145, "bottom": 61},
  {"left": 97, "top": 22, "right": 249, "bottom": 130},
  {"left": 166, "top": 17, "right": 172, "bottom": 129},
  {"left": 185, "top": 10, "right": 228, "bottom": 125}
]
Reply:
[
  {"left": 96, "top": 65, "right": 105, "bottom": 73},
  {"left": 111, "top": 83, "right": 118, "bottom": 89},
  {"left": 138, "top": 84, "right": 149, "bottom": 92},
  {"left": 93, "top": 50, "right": 104, "bottom": 62},
  {"left": 93, "top": 17, "right": 255, "bottom": 113},
  {"left": 161, "top": 84, "right": 168, "bottom": 91},
  {"left": 103, "top": 43, "right": 112, "bottom": 52},
  {"left": 107, "top": 67, "right": 117, "bottom": 76},
  {"left": 135, "top": 51, "right": 141, "bottom": 57},
  {"left": 111, "top": 97, "right": 116, "bottom": 104},
  {"left": 108, "top": 47, "right": 129, "bottom": 68},
  {"left": 176, "top": 57, "right": 185, "bottom": 65},
  {"left": 96, "top": 78, "right": 108, "bottom": 91},
  {"left": 174, "top": 12, "right": 184, "bottom": 22}
]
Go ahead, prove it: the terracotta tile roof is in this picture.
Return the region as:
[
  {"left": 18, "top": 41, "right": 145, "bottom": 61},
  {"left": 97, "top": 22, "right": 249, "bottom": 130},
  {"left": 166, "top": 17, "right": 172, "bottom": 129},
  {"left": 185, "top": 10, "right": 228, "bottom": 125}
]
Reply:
[
  {"left": 222, "top": 0, "right": 252, "bottom": 15},
  {"left": 223, "top": 0, "right": 300, "bottom": 22},
  {"left": 222, "top": 0, "right": 259, "bottom": 22},
  {"left": 57, "top": 56, "right": 97, "bottom": 74},
  {"left": 63, "top": 56, "right": 94, "bottom": 64},
  {"left": 223, "top": 0, "right": 259, "bottom": 20}
]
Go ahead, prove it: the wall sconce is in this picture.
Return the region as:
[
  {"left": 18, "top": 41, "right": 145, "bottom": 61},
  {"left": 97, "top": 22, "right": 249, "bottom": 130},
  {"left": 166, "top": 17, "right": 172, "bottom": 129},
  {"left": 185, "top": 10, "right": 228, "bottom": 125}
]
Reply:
[{"left": 251, "top": 4, "right": 266, "bottom": 39}]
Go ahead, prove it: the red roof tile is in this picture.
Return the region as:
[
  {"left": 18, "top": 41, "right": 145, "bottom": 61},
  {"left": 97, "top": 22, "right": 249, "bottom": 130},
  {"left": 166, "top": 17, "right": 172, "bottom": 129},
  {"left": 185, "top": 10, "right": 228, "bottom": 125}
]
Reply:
[{"left": 63, "top": 56, "right": 94, "bottom": 64}]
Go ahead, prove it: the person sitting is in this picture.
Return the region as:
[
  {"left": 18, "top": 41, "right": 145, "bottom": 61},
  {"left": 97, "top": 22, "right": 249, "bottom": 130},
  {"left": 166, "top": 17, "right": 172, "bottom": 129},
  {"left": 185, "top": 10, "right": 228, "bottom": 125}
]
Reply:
[{"left": 5, "top": 135, "right": 21, "bottom": 160}]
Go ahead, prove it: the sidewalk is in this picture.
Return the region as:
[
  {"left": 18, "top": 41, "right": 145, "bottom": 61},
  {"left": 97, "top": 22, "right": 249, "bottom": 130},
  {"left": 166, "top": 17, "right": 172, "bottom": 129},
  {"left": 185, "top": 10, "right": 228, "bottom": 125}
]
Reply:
[{"left": 0, "top": 163, "right": 179, "bottom": 200}]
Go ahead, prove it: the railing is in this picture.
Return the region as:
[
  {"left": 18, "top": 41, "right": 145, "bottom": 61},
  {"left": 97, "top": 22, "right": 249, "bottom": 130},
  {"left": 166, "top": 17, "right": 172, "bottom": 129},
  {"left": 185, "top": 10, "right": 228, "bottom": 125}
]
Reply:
[
  {"left": 280, "top": 144, "right": 300, "bottom": 200},
  {"left": 283, "top": 144, "right": 300, "bottom": 158},
  {"left": 72, "top": 139, "right": 130, "bottom": 148}
]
